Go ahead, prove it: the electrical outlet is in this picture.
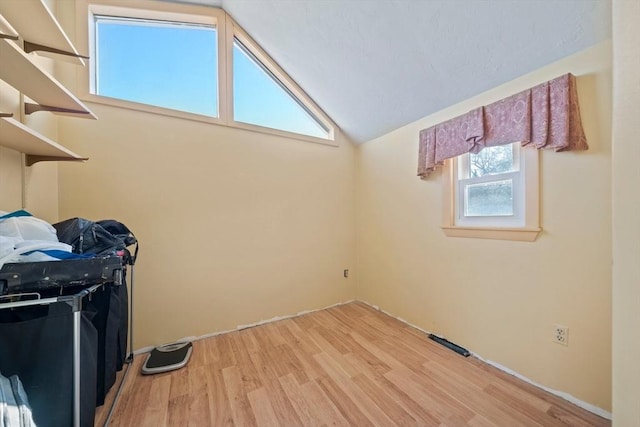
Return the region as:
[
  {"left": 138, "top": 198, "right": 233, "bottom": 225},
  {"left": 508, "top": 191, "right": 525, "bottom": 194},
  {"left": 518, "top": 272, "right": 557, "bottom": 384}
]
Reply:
[{"left": 553, "top": 325, "right": 569, "bottom": 346}]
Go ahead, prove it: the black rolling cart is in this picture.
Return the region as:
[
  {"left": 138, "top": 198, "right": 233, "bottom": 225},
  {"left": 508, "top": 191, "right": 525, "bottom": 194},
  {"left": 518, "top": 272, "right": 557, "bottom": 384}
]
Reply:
[{"left": 0, "top": 256, "right": 125, "bottom": 427}]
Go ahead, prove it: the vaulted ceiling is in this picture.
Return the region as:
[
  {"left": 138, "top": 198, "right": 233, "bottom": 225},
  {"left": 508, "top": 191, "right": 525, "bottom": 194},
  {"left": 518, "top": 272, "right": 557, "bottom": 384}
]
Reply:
[{"left": 172, "top": 0, "right": 611, "bottom": 143}]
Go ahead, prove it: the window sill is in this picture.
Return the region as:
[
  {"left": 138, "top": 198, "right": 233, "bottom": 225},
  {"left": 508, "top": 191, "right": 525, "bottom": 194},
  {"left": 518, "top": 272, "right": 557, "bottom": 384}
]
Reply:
[
  {"left": 81, "top": 93, "right": 339, "bottom": 147},
  {"left": 441, "top": 226, "right": 542, "bottom": 242}
]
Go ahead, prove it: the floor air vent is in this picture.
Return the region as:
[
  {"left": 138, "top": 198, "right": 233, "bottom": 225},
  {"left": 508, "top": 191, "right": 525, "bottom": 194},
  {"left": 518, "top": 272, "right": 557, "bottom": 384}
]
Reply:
[{"left": 428, "top": 334, "right": 470, "bottom": 357}]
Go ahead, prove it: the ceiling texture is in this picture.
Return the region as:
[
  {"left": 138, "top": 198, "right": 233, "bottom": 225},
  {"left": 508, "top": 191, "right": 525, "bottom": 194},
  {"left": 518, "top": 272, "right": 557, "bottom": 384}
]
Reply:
[{"left": 171, "top": 0, "right": 611, "bottom": 143}]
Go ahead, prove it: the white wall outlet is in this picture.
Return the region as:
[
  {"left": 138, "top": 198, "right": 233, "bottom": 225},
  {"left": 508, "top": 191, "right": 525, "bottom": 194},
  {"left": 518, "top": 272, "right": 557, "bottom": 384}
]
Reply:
[{"left": 553, "top": 324, "right": 569, "bottom": 346}]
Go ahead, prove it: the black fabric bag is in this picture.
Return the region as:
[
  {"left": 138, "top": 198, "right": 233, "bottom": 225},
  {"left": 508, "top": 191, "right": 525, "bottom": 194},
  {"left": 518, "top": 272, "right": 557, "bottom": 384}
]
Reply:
[
  {"left": 0, "top": 302, "right": 98, "bottom": 427},
  {"left": 54, "top": 218, "right": 123, "bottom": 257},
  {"left": 85, "top": 285, "right": 122, "bottom": 406},
  {"left": 93, "top": 220, "right": 135, "bottom": 369},
  {"left": 96, "top": 220, "right": 138, "bottom": 266},
  {"left": 54, "top": 218, "right": 138, "bottom": 266},
  {"left": 83, "top": 282, "right": 129, "bottom": 405},
  {"left": 113, "top": 283, "right": 129, "bottom": 371}
]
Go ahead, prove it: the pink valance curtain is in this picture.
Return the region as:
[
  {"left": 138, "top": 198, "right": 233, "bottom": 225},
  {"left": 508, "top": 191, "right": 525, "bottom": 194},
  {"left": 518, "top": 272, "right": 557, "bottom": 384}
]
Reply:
[{"left": 417, "top": 73, "right": 588, "bottom": 178}]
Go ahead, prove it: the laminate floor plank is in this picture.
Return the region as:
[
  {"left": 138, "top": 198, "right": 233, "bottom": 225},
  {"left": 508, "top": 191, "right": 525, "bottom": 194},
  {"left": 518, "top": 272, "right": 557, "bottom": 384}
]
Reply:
[
  {"left": 299, "top": 377, "right": 351, "bottom": 427},
  {"left": 222, "top": 365, "right": 258, "bottom": 427},
  {"left": 259, "top": 378, "right": 304, "bottom": 427},
  {"left": 140, "top": 374, "right": 172, "bottom": 427},
  {"left": 316, "top": 374, "right": 376, "bottom": 427},
  {"left": 282, "top": 320, "right": 322, "bottom": 355},
  {"left": 187, "top": 365, "right": 213, "bottom": 427},
  {"left": 101, "top": 302, "right": 610, "bottom": 427},
  {"left": 203, "top": 365, "right": 234, "bottom": 427},
  {"left": 314, "top": 351, "right": 398, "bottom": 426},
  {"left": 247, "top": 387, "right": 280, "bottom": 427},
  {"left": 384, "top": 367, "right": 475, "bottom": 423},
  {"left": 352, "top": 373, "right": 418, "bottom": 426}
]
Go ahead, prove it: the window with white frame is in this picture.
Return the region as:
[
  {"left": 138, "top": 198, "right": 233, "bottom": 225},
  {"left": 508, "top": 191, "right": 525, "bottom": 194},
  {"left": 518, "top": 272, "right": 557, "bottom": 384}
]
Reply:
[
  {"left": 93, "top": 15, "right": 219, "bottom": 117},
  {"left": 81, "top": 1, "right": 334, "bottom": 143},
  {"left": 455, "top": 142, "right": 524, "bottom": 227},
  {"left": 232, "top": 37, "right": 330, "bottom": 139},
  {"left": 445, "top": 142, "right": 540, "bottom": 241}
]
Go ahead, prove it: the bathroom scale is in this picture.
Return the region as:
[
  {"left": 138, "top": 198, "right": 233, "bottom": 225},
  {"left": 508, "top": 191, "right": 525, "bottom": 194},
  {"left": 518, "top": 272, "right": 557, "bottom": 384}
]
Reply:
[{"left": 141, "top": 341, "right": 193, "bottom": 375}]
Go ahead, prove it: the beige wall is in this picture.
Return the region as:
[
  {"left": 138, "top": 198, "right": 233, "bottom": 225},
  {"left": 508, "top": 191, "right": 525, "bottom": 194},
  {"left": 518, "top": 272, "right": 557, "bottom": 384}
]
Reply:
[
  {"left": 57, "top": 104, "right": 357, "bottom": 349},
  {"left": 356, "top": 42, "right": 612, "bottom": 411},
  {"left": 22, "top": 110, "right": 60, "bottom": 223},
  {"left": 0, "top": 78, "right": 23, "bottom": 211},
  {"left": 612, "top": 1, "right": 640, "bottom": 425},
  {"left": 0, "top": 146, "right": 23, "bottom": 212}
]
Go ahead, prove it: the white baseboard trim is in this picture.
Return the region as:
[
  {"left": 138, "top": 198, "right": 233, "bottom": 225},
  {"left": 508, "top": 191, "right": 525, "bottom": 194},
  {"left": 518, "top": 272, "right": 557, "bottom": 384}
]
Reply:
[
  {"left": 476, "top": 356, "right": 612, "bottom": 420},
  {"left": 356, "top": 300, "right": 612, "bottom": 421}
]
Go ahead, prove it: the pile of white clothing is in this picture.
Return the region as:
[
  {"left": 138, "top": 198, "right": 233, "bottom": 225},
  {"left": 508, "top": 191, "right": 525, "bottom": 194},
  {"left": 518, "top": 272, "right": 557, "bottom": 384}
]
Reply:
[{"left": 0, "top": 210, "right": 72, "bottom": 270}]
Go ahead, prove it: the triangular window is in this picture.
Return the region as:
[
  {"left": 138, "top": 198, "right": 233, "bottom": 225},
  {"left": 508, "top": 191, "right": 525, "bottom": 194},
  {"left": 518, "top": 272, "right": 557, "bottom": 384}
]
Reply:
[{"left": 232, "top": 38, "right": 330, "bottom": 139}]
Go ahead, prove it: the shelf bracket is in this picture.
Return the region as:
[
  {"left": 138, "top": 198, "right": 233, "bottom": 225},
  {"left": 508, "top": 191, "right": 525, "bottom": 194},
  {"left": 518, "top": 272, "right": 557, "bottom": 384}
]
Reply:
[
  {"left": 23, "top": 41, "right": 89, "bottom": 60},
  {"left": 25, "top": 155, "right": 88, "bottom": 167},
  {"left": 25, "top": 103, "right": 91, "bottom": 116}
]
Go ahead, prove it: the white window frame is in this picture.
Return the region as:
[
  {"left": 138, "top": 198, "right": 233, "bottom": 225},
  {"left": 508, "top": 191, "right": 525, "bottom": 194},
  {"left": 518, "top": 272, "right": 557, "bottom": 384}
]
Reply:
[
  {"left": 75, "top": 0, "right": 336, "bottom": 146},
  {"left": 442, "top": 143, "right": 541, "bottom": 242},
  {"left": 91, "top": 13, "right": 222, "bottom": 118},
  {"left": 77, "top": 0, "right": 227, "bottom": 125},
  {"left": 225, "top": 17, "right": 335, "bottom": 142},
  {"left": 455, "top": 142, "right": 525, "bottom": 228}
]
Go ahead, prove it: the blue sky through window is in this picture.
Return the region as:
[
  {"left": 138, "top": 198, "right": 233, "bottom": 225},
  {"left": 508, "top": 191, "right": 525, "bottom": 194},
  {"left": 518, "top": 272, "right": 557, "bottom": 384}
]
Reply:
[
  {"left": 96, "top": 18, "right": 218, "bottom": 117},
  {"left": 232, "top": 40, "right": 328, "bottom": 139},
  {"left": 95, "top": 16, "right": 330, "bottom": 139}
]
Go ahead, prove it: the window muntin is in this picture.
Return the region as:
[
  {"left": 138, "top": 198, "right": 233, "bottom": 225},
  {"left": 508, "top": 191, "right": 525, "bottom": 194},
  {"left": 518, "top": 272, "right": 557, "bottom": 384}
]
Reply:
[
  {"left": 232, "top": 38, "right": 329, "bottom": 139},
  {"left": 93, "top": 15, "right": 218, "bottom": 117},
  {"left": 455, "top": 142, "right": 525, "bottom": 227}
]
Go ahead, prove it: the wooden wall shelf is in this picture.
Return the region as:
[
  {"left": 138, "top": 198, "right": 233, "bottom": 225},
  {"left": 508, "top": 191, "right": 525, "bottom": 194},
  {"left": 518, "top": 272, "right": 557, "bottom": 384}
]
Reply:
[
  {"left": 0, "top": 38, "right": 96, "bottom": 119},
  {"left": 0, "top": 0, "right": 86, "bottom": 65},
  {"left": 0, "top": 117, "right": 87, "bottom": 166},
  {"left": 0, "top": 14, "right": 18, "bottom": 39},
  {"left": 0, "top": 0, "right": 93, "bottom": 166}
]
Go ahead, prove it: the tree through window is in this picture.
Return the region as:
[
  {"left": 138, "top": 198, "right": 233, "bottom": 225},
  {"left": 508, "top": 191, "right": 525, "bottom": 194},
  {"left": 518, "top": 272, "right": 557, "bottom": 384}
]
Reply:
[{"left": 455, "top": 142, "right": 525, "bottom": 226}]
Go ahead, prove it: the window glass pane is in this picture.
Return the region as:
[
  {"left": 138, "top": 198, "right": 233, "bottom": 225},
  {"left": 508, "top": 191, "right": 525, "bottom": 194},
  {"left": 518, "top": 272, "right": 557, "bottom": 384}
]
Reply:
[
  {"left": 469, "top": 144, "right": 514, "bottom": 178},
  {"left": 465, "top": 179, "right": 513, "bottom": 216},
  {"left": 95, "top": 17, "right": 218, "bottom": 117},
  {"left": 233, "top": 39, "right": 329, "bottom": 139}
]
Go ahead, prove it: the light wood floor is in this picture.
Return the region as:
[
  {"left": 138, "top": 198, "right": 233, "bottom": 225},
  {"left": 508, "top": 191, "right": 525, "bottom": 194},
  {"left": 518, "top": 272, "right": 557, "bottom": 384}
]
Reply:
[{"left": 99, "top": 302, "right": 610, "bottom": 426}]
